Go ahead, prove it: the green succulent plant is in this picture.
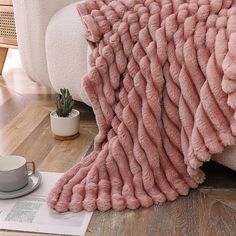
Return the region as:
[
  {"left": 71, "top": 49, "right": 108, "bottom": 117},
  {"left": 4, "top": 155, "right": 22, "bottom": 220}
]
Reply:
[{"left": 55, "top": 88, "right": 74, "bottom": 117}]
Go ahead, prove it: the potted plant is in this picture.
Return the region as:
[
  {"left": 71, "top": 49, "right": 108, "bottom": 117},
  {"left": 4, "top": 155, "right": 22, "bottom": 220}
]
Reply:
[{"left": 50, "top": 88, "right": 80, "bottom": 140}]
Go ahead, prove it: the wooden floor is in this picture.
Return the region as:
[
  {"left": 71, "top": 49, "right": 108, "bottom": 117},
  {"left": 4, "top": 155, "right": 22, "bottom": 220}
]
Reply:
[{"left": 0, "top": 50, "right": 236, "bottom": 236}]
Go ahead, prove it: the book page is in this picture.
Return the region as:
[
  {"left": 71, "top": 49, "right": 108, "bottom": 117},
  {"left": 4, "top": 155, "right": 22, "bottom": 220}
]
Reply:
[{"left": 0, "top": 172, "right": 93, "bottom": 236}]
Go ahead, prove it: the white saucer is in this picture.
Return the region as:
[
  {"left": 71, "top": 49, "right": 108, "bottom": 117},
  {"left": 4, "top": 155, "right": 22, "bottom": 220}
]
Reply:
[{"left": 0, "top": 171, "right": 42, "bottom": 200}]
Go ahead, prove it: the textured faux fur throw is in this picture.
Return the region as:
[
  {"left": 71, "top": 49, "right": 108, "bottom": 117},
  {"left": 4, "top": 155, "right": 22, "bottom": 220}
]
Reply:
[{"left": 48, "top": 0, "right": 236, "bottom": 212}]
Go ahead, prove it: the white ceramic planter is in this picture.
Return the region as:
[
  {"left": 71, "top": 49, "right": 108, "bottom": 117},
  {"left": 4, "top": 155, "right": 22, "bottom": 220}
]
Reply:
[{"left": 50, "top": 109, "right": 80, "bottom": 137}]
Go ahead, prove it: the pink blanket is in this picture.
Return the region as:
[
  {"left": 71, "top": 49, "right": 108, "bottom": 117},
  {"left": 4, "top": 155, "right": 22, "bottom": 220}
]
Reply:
[{"left": 48, "top": 0, "right": 236, "bottom": 212}]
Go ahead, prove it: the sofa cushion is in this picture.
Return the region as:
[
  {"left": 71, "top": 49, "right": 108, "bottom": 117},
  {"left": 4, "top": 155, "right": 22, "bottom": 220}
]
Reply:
[
  {"left": 13, "top": 0, "right": 79, "bottom": 87},
  {"left": 46, "top": 2, "right": 90, "bottom": 105},
  {"left": 212, "top": 146, "right": 236, "bottom": 171}
]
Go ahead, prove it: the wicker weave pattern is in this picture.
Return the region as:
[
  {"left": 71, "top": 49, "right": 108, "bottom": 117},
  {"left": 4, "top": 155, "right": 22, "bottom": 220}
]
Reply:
[{"left": 0, "top": 11, "right": 16, "bottom": 39}]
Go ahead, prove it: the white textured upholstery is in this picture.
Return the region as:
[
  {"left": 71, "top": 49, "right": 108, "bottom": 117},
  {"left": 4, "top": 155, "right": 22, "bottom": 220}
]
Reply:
[
  {"left": 45, "top": 2, "right": 90, "bottom": 105},
  {"left": 13, "top": 0, "right": 79, "bottom": 87},
  {"left": 213, "top": 147, "right": 236, "bottom": 171}
]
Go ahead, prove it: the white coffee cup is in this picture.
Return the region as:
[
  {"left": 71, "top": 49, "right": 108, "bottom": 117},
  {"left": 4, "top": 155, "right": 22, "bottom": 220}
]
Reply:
[{"left": 0, "top": 155, "right": 35, "bottom": 192}]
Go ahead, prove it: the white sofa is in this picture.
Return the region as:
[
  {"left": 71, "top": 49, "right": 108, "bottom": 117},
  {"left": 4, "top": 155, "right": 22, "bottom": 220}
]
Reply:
[
  {"left": 13, "top": 0, "right": 236, "bottom": 171},
  {"left": 13, "top": 0, "right": 90, "bottom": 105}
]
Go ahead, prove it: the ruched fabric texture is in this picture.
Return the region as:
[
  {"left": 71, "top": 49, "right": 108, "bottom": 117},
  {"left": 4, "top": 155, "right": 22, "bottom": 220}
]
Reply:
[{"left": 48, "top": 0, "right": 236, "bottom": 212}]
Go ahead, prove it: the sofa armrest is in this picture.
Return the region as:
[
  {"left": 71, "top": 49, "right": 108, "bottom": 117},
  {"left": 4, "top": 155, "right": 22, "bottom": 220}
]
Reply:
[
  {"left": 13, "top": 0, "right": 79, "bottom": 86},
  {"left": 13, "top": 0, "right": 79, "bottom": 25}
]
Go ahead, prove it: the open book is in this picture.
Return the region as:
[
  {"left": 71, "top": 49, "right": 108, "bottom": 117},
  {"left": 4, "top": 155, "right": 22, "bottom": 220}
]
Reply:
[{"left": 0, "top": 172, "right": 93, "bottom": 236}]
